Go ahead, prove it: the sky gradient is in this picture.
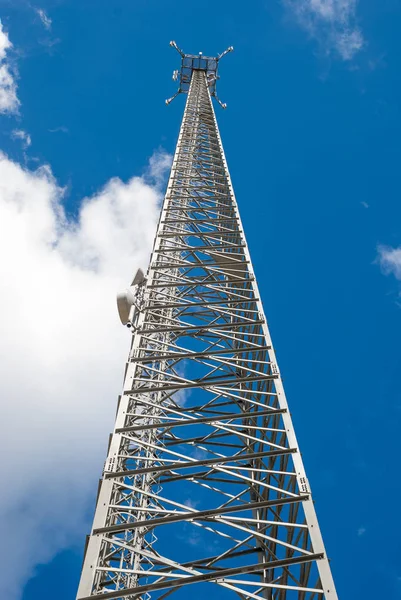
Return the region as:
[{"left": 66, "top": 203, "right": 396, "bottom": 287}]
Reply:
[{"left": 0, "top": 1, "right": 400, "bottom": 599}]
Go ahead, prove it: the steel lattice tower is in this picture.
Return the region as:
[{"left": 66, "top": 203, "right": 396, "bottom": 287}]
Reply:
[{"left": 77, "top": 44, "right": 338, "bottom": 600}]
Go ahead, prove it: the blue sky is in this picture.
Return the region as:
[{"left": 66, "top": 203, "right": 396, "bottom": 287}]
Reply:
[{"left": 1, "top": 0, "right": 401, "bottom": 599}]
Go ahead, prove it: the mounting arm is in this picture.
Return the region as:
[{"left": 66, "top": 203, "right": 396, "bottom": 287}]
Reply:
[{"left": 217, "top": 46, "right": 234, "bottom": 60}]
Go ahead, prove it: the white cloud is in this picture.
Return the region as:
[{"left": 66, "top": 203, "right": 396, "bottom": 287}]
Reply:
[
  {"left": 36, "top": 8, "right": 52, "bottom": 30},
  {"left": 48, "top": 125, "right": 69, "bottom": 133},
  {"left": 148, "top": 148, "right": 173, "bottom": 185},
  {"left": 0, "top": 20, "right": 19, "bottom": 114},
  {"left": 284, "top": 0, "right": 364, "bottom": 60},
  {"left": 0, "top": 150, "right": 170, "bottom": 598},
  {"left": 377, "top": 245, "right": 401, "bottom": 280},
  {"left": 11, "top": 129, "right": 32, "bottom": 148}
]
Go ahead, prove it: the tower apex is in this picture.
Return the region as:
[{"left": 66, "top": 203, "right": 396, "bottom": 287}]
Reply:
[{"left": 166, "top": 41, "right": 233, "bottom": 108}]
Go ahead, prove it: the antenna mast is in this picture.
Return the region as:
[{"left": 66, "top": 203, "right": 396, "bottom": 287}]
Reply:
[{"left": 76, "top": 43, "right": 338, "bottom": 600}]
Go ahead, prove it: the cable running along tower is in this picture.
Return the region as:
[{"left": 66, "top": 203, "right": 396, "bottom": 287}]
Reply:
[{"left": 77, "top": 43, "right": 338, "bottom": 600}]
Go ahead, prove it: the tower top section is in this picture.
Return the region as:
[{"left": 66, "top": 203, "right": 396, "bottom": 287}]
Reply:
[{"left": 166, "top": 41, "right": 233, "bottom": 109}]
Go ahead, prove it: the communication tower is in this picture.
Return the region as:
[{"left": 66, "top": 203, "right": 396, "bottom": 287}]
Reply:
[{"left": 76, "top": 43, "right": 338, "bottom": 600}]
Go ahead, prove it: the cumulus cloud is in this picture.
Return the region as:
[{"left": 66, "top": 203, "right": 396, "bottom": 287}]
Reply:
[
  {"left": 0, "top": 20, "right": 19, "bottom": 113},
  {"left": 11, "top": 129, "right": 32, "bottom": 148},
  {"left": 0, "top": 150, "right": 170, "bottom": 598},
  {"left": 148, "top": 148, "right": 174, "bottom": 185},
  {"left": 36, "top": 8, "right": 52, "bottom": 30},
  {"left": 284, "top": 0, "right": 364, "bottom": 60},
  {"left": 377, "top": 245, "right": 401, "bottom": 280}
]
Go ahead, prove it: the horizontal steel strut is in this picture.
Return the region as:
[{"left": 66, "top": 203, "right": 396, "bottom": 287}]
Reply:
[{"left": 76, "top": 55, "right": 338, "bottom": 600}]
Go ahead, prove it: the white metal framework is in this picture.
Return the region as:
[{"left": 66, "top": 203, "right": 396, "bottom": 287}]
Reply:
[{"left": 76, "top": 46, "right": 338, "bottom": 600}]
